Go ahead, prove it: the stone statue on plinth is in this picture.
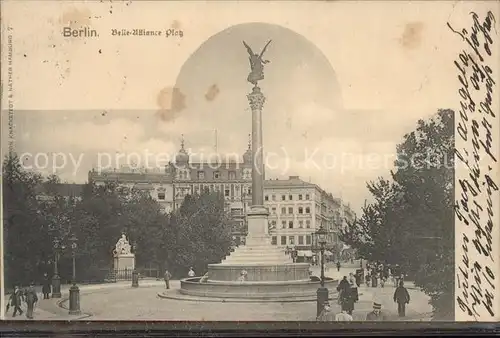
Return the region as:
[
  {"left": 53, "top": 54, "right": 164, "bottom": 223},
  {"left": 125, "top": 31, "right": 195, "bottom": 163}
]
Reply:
[
  {"left": 243, "top": 40, "right": 272, "bottom": 86},
  {"left": 112, "top": 233, "right": 135, "bottom": 279},
  {"left": 113, "top": 233, "right": 132, "bottom": 256}
]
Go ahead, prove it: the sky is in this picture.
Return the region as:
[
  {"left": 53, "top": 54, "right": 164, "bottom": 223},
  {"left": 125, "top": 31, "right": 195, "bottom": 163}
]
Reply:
[{"left": 2, "top": 0, "right": 498, "bottom": 213}]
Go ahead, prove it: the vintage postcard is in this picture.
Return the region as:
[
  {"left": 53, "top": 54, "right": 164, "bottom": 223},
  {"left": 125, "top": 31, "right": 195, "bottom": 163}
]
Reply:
[{"left": 1, "top": 0, "right": 499, "bottom": 327}]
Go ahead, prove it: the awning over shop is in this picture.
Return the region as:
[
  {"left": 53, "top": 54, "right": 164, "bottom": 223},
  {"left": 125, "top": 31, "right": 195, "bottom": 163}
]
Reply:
[{"left": 297, "top": 250, "right": 313, "bottom": 257}]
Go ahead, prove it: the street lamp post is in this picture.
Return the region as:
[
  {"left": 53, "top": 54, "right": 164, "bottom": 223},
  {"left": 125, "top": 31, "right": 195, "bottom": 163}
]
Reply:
[
  {"left": 313, "top": 224, "right": 329, "bottom": 318},
  {"left": 68, "top": 234, "right": 81, "bottom": 315},
  {"left": 132, "top": 242, "right": 139, "bottom": 288},
  {"left": 51, "top": 238, "right": 63, "bottom": 298}
]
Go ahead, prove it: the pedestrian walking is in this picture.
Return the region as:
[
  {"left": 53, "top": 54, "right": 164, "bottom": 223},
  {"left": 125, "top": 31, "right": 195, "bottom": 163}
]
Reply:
[
  {"left": 164, "top": 269, "right": 172, "bottom": 289},
  {"left": 365, "top": 272, "right": 370, "bottom": 286},
  {"left": 317, "top": 301, "right": 335, "bottom": 321},
  {"left": 365, "top": 302, "right": 387, "bottom": 321},
  {"left": 393, "top": 281, "right": 411, "bottom": 317},
  {"left": 42, "top": 273, "right": 51, "bottom": 299},
  {"left": 335, "top": 309, "right": 353, "bottom": 321},
  {"left": 24, "top": 283, "right": 38, "bottom": 319},
  {"left": 348, "top": 273, "right": 359, "bottom": 304},
  {"left": 188, "top": 267, "right": 195, "bottom": 277},
  {"left": 8, "top": 286, "right": 24, "bottom": 317},
  {"left": 336, "top": 261, "right": 341, "bottom": 272},
  {"left": 336, "top": 276, "right": 350, "bottom": 311}
]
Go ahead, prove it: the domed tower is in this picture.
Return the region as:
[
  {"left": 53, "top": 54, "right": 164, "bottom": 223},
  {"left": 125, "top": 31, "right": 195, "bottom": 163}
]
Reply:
[
  {"left": 242, "top": 133, "right": 252, "bottom": 164},
  {"left": 175, "top": 134, "right": 190, "bottom": 167},
  {"left": 242, "top": 134, "right": 252, "bottom": 181}
]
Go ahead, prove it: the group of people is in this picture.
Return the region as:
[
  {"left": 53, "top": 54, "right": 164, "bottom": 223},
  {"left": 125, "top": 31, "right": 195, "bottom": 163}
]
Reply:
[
  {"left": 163, "top": 267, "right": 197, "bottom": 289},
  {"left": 6, "top": 273, "right": 52, "bottom": 319},
  {"left": 335, "top": 273, "right": 359, "bottom": 315},
  {"left": 6, "top": 283, "right": 41, "bottom": 319},
  {"left": 364, "top": 262, "right": 406, "bottom": 289},
  {"left": 317, "top": 300, "right": 389, "bottom": 322},
  {"left": 317, "top": 261, "right": 412, "bottom": 321}
]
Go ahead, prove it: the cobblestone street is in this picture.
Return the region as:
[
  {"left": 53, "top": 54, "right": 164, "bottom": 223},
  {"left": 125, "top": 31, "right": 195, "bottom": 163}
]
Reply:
[{"left": 6, "top": 263, "right": 432, "bottom": 321}]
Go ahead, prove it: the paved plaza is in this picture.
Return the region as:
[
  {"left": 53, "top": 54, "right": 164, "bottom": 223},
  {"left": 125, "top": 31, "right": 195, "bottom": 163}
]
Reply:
[{"left": 5, "top": 264, "right": 433, "bottom": 321}]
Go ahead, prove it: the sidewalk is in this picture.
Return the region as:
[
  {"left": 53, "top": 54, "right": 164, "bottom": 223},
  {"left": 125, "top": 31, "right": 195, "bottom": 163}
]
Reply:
[
  {"left": 356, "top": 285, "right": 432, "bottom": 321},
  {"left": 3, "top": 279, "right": 167, "bottom": 320}
]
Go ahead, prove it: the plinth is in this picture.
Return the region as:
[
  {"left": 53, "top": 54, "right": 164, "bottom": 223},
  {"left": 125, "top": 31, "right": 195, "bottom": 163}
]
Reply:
[{"left": 113, "top": 253, "right": 135, "bottom": 279}]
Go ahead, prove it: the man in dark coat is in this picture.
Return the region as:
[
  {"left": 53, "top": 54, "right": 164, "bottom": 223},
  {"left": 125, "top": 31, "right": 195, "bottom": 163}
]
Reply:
[
  {"left": 8, "top": 286, "right": 24, "bottom": 317},
  {"left": 336, "top": 276, "right": 350, "bottom": 311},
  {"left": 393, "top": 280, "right": 411, "bottom": 317},
  {"left": 24, "top": 283, "right": 38, "bottom": 319},
  {"left": 42, "top": 273, "right": 51, "bottom": 299},
  {"left": 337, "top": 276, "right": 355, "bottom": 315}
]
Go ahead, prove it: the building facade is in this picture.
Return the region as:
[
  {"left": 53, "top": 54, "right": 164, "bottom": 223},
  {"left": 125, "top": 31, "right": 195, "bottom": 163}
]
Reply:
[{"left": 88, "top": 139, "right": 356, "bottom": 250}]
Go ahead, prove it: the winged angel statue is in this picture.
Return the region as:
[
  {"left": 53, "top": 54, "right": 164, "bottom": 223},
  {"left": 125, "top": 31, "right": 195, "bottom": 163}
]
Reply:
[{"left": 243, "top": 40, "right": 272, "bottom": 86}]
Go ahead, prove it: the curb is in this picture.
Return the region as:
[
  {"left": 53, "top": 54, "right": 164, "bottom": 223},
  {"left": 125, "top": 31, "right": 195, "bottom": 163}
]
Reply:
[
  {"left": 56, "top": 298, "right": 93, "bottom": 320},
  {"left": 49, "top": 283, "right": 163, "bottom": 319},
  {"left": 157, "top": 290, "right": 366, "bottom": 304},
  {"left": 157, "top": 291, "right": 339, "bottom": 303}
]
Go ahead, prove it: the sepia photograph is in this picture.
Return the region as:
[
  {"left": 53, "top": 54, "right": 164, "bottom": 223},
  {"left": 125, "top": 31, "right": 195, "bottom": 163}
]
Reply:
[{"left": 1, "top": 0, "right": 498, "bottom": 327}]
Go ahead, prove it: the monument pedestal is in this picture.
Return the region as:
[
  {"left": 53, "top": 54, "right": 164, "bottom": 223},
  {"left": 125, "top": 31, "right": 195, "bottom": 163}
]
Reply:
[{"left": 113, "top": 254, "right": 135, "bottom": 279}]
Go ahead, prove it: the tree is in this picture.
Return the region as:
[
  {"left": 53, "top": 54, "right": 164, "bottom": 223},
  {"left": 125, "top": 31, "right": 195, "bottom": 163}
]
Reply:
[
  {"left": 3, "top": 154, "right": 46, "bottom": 287},
  {"left": 70, "top": 182, "right": 170, "bottom": 280},
  {"left": 165, "top": 189, "right": 233, "bottom": 277},
  {"left": 340, "top": 109, "right": 454, "bottom": 319}
]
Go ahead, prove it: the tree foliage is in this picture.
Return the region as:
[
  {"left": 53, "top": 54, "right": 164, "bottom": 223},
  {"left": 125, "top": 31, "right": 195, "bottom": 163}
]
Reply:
[
  {"left": 3, "top": 158, "right": 234, "bottom": 285},
  {"left": 340, "top": 109, "right": 454, "bottom": 320},
  {"left": 3, "top": 154, "right": 46, "bottom": 287},
  {"left": 165, "top": 189, "right": 233, "bottom": 277}
]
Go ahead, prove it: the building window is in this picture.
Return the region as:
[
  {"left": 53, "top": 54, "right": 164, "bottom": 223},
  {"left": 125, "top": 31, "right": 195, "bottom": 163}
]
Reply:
[
  {"left": 299, "top": 220, "right": 304, "bottom": 228},
  {"left": 272, "top": 195, "right": 276, "bottom": 201},
  {"left": 272, "top": 207, "right": 276, "bottom": 214},
  {"left": 265, "top": 195, "right": 269, "bottom": 201},
  {"left": 298, "top": 194, "right": 303, "bottom": 200},
  {"left": 298, "top": 236, "right": 304, "bottom": 245},
  {"left": 306, "top": 235, "right": 311, "bottom": 245},
  {"left": 281, "top": 220, "right": 286, "bottom": 228},
  {"left": 271, "top": 236, "right": 277, "bottom": 245},
  {"left": 305, "top": 194, "right": 310, "bottom": 200},
  {"left": 213, "top": 171, "right": 220, "bottom": 179},
  {"left": 289, "top": 194, "right": 293, "bottom": 200},
  {"left": 288, "top": 221, "right": 293, "bottom": 229},
  {"left": 289, "top": 236, "right": 295, "bottom": 245},
  {"left": 158, "top": 192, "right": 166, "bottom": 200},
  {"left": 306, "top": 220, "right": 311, "bottom": 228},
  {"left": 198, "top": 171, "right": 205, "bottom": 179},
  {"left": 224, "top": 189, "right": 230, "bottom": 197},
  {"left": 305, "top": 207, "right": 310, "bottom": 214},
  {"left": 298, "top": 207, "right": 303, "bottom": 214},
  {"left": 288, "top": 207, "right": 293, "bottom": 214},
  {"left": 282, "top": 195, "right": 286, "bottom": 201},
  {"left": 281, "top": 236, "right": 287, "bottom": 245},
  {"left": 271, "top": 220, "right": 276, "bottom": 226},
  {"left": 248, "top": 188, "right": 252, "bottom": 195},
  {"left": 281, "top": 207, "right": 286, "bottom": 214},
  {"left": 229, "top": 171, "right": 236, "bottom": 180}
]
